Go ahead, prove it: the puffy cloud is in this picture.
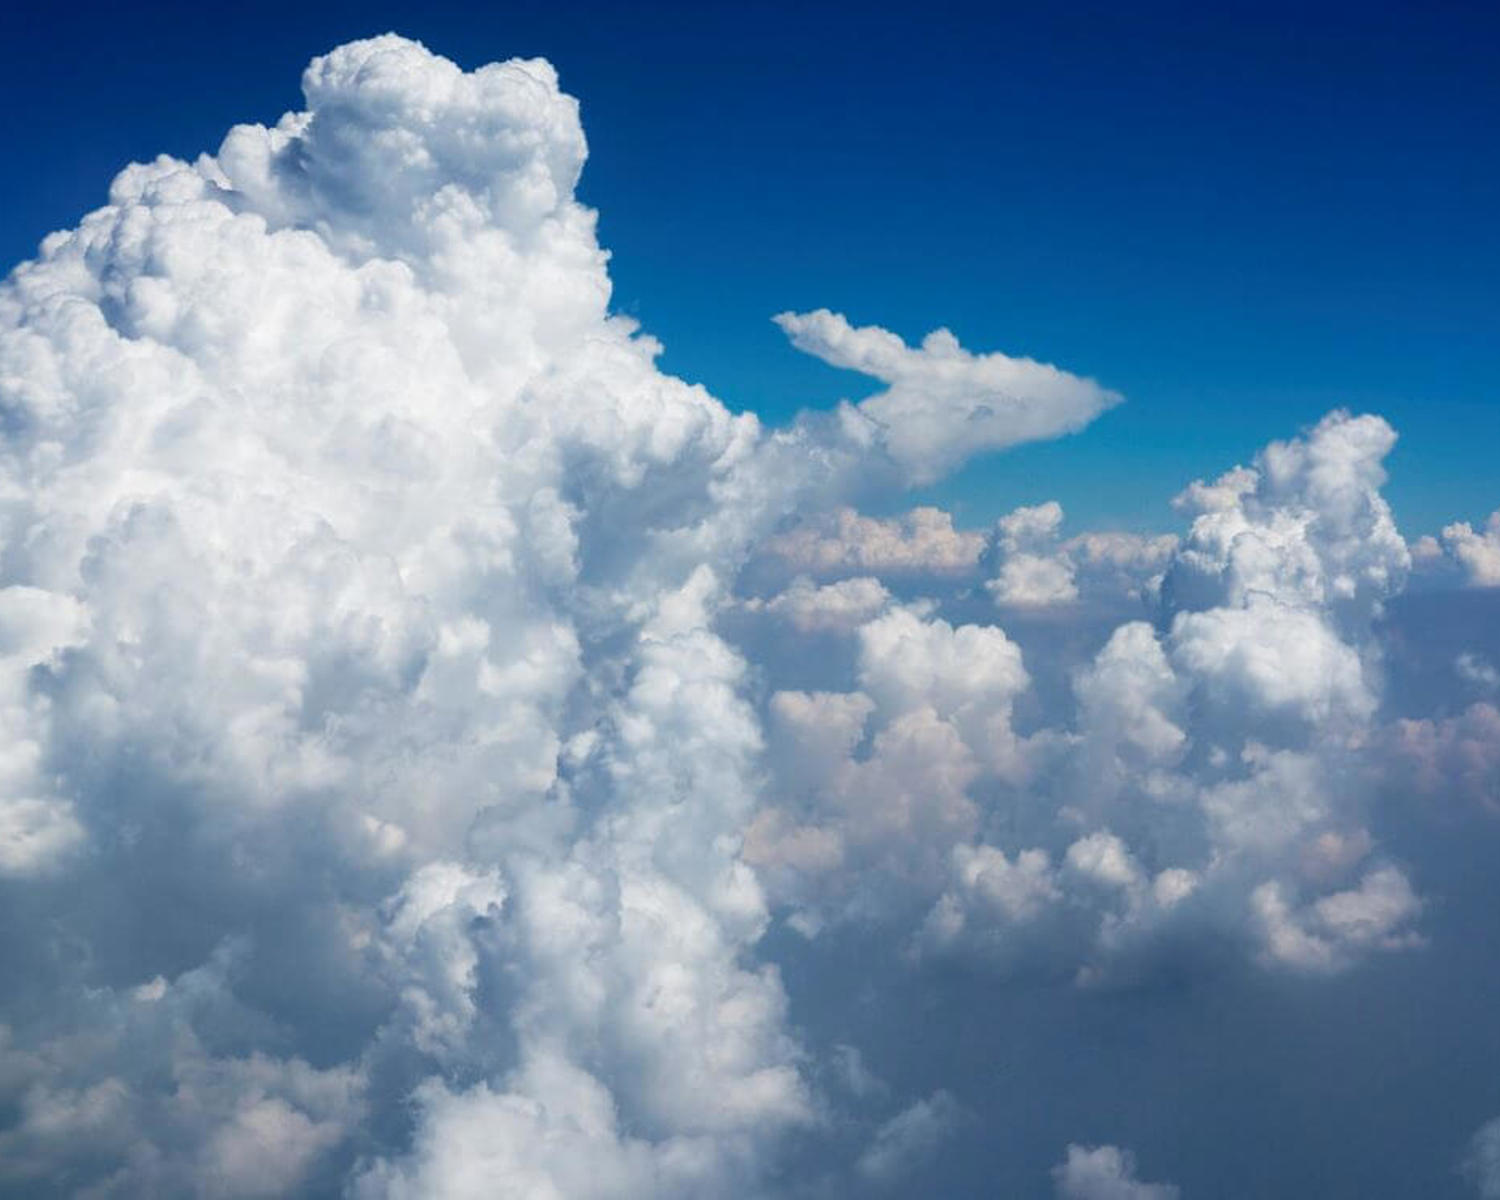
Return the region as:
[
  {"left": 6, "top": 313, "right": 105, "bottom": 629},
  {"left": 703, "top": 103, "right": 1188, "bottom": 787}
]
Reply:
[
  {"left": 774, "top": 309, "right": 1120, "bottom": 485},
  {"left": 1073, "top": 621, "right": 1188, "bottom": 773},
  {"left": 1441, "top": 512, "right": 1500, "bottom": 586},
  {"left": 1065, "top": 531, "right": 1179, "bottom": 605},
  {"left": 1252, "top": 866, "right": 1423, "bottom": 971},
  {"left": 746, "top": 405, "right": 1431, "bottom": 986},
  {"left": 1169, "top": 599, "right": 1374, "bottom": 730},
  {"left": 742, "top": 607, "right": 1040, "bottom": 930},
  {"left": 856, "top": 606, "right": 1028, "bottom": 723},
  {"left": 742, "top": 575, "right": 892, "bottom": 633},
  {"left": 988, "top": 553, "right": 1079, "bottom": 608},
  {"left": 1052, "top": 1144, "right": 1180, "bottom": 1200},
  {"left": 919, "top": 843, "right": 1060, "bottom": 955},
  {"left": 0, "top": 948, "right": 367, "bottom": 1197},
  {"left": 0, "top": 586, "right": 89, "bottom": 874},
  {"left": 1381, "top": 702, "right": 1500, "bottom": 813},
  {"left": 997, "top": 500, "right": 1067, "bottom": 551},
  {"left": 984, "top": 503, "right": 1174, "bottom": 609},
  {"left": 762, "top": 506, "right": 984, "bottom": 576},
  {"left": 0, "top": 34, "right": 829, "bottom": 1194},
  {"left": 1166, "top": 410, "right": 1409, "bottom": 628}
]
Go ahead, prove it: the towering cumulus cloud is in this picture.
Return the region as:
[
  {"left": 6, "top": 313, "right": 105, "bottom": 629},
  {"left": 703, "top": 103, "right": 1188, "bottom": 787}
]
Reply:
[{"left": 0, "top": 33, "right": 1496, "bottom": 1199}]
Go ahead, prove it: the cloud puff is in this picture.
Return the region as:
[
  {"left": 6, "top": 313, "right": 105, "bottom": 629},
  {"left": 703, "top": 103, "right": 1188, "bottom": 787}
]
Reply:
[
  {"left": 983, "top": 503, "right": 1175, "bottom": 609},
  {"left": 774, "top": 309, "right": 1120, "bottom": 485},
  {"left": 1441, "top": 512, "right": 1500, "bottom": 586},
  {"left": 1382, "top": 702, "right": 1500, "bottom": 813},
  {"left": 1166, "top": 410, "right": 1409, "bottom": 627},
  {"left": 1252, "top": 866, "right": 1423, "bottom": 971},
  {"left": 762, "top": 506, "right": 985, "bottom": 576},
  {"left": 1052, "top": 1144, "right": 1180, "bottom": 1200},
  {"left": 741, "top": 575, "right": 892, "bottom": 633},
  {"left": 989, "top": 552, "right": 1080, "bottom": 608}
]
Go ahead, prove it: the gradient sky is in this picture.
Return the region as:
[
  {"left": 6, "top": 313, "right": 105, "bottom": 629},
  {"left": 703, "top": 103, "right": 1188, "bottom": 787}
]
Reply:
[{"left": 3, "top": 0, "right": 1496, "bottom": 535}]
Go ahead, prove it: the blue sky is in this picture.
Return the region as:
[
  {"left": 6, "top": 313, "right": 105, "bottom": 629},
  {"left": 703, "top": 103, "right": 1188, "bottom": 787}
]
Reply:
[{"left": 3, "top": 0, "right": 1496, "bottom": 534}]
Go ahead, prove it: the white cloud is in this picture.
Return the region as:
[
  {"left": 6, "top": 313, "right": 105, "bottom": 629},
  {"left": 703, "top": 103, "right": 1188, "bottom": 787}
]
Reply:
[
  {"left": 1383, "top": 702, "right": 1500, "bottom": 813},
  {"left": 1167, "top": 410, "right": 1409, "bottom": 627},
  {"left": 1169, "top": 599, "right": 1374, "bottom": 729},
  {"left": 0, "top": 34, "right": 828, "bottom": 1194},
  {"left": 920, "top": 842, "right": 1060, "bottom": 953},
  {"left": 763, "top": 506, "right": 985, "bottom": 575},
  {"left": 984, "top": 503, "right": 1174, "bottom": 609},
  {"left": 743, "top": 575, "right": 892, "bottom": 633},
  {"left": 988, "top": 553, "right": 1079, "bottom": 607},
  {"left": 1052, "top": 1144, "right": 1180, "bottom": 1199},
  {"left": 857, "top": 606, "right": 1029, "bottom": 723},
  {"left": 775, "top": 309, "right": 1120, "bottom": 485},
  {"left": 997, "top": 500, "right": 1067, "bottom": 550},
  {"left": 1442, "top": 512, "right": 1500, "bottom": 586},
  {"left": 1252, "top": 866, "right": 1423, "bottom": 971},
  {"left": 1074, "top": 621, "right": 1187, "bottom": 771}
]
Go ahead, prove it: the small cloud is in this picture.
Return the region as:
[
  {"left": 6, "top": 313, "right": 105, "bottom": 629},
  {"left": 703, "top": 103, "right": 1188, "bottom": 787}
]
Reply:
[
  {"left": 857, "top": 1091, "right": 967, "bottom": 1187},
  {"left": 1052, "top": 1143, "right": 1180, "bottom": 1199}
]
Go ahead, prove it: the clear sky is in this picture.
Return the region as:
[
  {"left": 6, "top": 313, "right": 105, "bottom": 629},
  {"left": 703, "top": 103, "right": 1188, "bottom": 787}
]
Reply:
[{"left": 3, "top": 0, "right": 1497, "bottom": 535}]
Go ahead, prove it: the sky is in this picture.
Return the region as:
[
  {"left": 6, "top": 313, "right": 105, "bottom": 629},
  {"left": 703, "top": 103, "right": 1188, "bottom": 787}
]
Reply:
[
  {"left": 3, "top": 0, "right": 1498, "bottom": 534},
  {"left": 0, "top": 8, "right": 1499, "bottom": 1200}
]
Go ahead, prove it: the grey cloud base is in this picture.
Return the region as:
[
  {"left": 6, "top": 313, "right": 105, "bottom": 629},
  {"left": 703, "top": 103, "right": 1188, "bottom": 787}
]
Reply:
[{"left": 0, "top": 34, "right": 1497, "bottom": 1200}]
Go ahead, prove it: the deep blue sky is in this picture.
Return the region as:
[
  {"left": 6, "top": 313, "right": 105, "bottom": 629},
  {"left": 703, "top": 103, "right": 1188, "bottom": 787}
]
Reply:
[{"left": 3, "top": 0, "right": 1496, "bottom": 534}]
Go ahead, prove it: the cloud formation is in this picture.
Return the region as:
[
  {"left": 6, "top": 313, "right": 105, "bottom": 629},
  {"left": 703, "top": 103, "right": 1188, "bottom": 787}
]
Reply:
[
  {"left": 0, "top": 31, "right": 1495, "bottom": 1199},
  {"left": 1466, "top": 1117, "right": 1500, "bottom": 1199},
  {"left": 1440, "top": 511, "right": 1500, "bottom": 586},
  {"left": 1052, "top": 1144, "right": 1179, "bottom": 1200},
  {"left": 774, "top": 308, "right": 1120, "bottom": 485}
]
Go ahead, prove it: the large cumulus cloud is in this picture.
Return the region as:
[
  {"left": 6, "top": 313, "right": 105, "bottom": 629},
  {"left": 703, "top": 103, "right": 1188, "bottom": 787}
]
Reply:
[{"left": 0, "top": 32, "right": 1495, "bottom": 1199}]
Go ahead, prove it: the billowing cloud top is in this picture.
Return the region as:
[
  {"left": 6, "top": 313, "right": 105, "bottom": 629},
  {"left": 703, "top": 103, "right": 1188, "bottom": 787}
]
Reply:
[{"left": 0, "top": 33, "right": 1496, "bottom": 1200}]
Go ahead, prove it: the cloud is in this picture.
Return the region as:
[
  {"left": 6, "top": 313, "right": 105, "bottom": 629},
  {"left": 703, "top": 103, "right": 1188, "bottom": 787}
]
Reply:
[
  {"left": 856, "top": 1091, "right": 966, "bottom": 1188},
  {"left": 983, "top": 503, "right": 1175, "bottom": 609},
  {"left": 1457, "top": 652, "right": 1500, "bottom": 692},
  {"left": 774, "top": 309, "right": 1120, "bottom": 485},
  {"left": 1441, "top": 512, "right": 1500, "bottom": 586},
  {"left": 0, "top": 28, "right": 1495, "bottom": 1200},
  {"left": 762, "top": 506, "right": 985, "bottom": 576},
  {"left": 1465, "top": 1116, "right": 1500, "bottom": 1199},
  {"left": 741, "top": 575, "right": 892, "bottom": 633},
  {"left": 1052, "top": 1144, "right": 1180, "bottom": 1200},
  {"left": 1166, "top": 410, "right": 1408, "bottom": 627},
  {"left": 988, "top": 553, "right": 1080, "bottom": 607},
  {"left": 1381, "top": 702, "right": 1500, "bottom": 813},
  {"left": 1252, "top": 865, "right": 1423, "bottom": 971},
  {"left": 0, "top": 34, "right": 824, "bottom": 1193}
]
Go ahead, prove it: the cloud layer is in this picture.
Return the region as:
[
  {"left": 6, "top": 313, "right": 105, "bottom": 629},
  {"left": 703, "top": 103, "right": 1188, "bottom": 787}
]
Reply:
[{"left": 0, "top": 33, "right": 1496, "bottom": 1199}]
